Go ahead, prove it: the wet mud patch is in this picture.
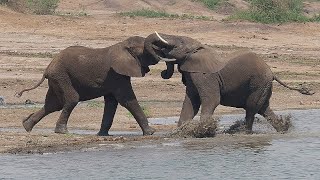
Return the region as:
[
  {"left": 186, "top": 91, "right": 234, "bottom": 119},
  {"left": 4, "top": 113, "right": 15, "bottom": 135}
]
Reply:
[
  {"left": 2, "top": 133, "right": 163, "bottom": 155},
  {"left": 168, "top": 118, "right": 217, "bottom": 138}
]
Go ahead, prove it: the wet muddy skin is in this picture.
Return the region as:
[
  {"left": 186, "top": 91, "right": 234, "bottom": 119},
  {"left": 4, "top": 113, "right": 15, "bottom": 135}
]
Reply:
[{"left": 0, "top": 109, "right": 319, "bottom": 179}]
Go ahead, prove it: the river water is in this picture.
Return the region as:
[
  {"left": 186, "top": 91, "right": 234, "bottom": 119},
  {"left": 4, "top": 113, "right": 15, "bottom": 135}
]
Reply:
[{"left": 0, "top": 109, "right": 319, "bottom": 179}]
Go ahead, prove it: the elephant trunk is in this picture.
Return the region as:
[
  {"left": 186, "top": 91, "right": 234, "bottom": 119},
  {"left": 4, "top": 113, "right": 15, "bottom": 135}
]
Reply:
[
  {"left": 144, "top": 34, "right": 163, "bottom": 62},
  {"left": 161, "top": 62, "right": 175, "bottom": 79}
]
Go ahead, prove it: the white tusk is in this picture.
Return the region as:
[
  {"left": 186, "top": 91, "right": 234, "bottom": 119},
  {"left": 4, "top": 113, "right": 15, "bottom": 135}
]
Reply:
[
  {"left": 155, "top": 31, "right": 169, "bottom": 44},
  {"left": 159, "top": 57, "right": 176, "bottom": 62}
]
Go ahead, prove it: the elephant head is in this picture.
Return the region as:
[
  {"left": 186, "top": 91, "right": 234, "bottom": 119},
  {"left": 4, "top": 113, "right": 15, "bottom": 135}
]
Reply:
[
  {"left": 110, "top": 36, "right": 159, "bottom": 78},
  {"left": 144, "top": 32, "right": 225, "bottom": 78}
]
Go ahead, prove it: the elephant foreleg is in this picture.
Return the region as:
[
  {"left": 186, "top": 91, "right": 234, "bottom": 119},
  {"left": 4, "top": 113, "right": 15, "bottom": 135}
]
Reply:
[
  {"left": 97, "top": 95, "right": 118, "bottom": 136},
  {"left": 193, "top": 73, "right": 220, "bottom": 126},
  {"left": 198, "top": 92, "right": 220, "bottom": 125},
  {"left": 178, "top": 87, "right": 200, "bottom": 126},
  {"left": 115, "top": 85, "right": 155, "bottom": 135},
  {"left": 120, "top": 99, "right": 155, "bottom": 135}
]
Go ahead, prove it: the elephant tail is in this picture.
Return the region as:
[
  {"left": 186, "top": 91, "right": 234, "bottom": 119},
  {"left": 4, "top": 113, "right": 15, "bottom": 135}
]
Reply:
[
  {"left": 15, "top": 74, "right": 46, "bottom": 98},
  {"left": 274, "top": 76, "right": 314, "bottom": 95}
]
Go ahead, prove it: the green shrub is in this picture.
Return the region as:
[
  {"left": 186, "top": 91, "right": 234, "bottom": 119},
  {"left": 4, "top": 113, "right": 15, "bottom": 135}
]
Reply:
[
  {"left": 231, "top": 0, "right": 309, "bottom": 23},
  {"left": 27, "top": 0, "right": 59, "bottom": 15}
]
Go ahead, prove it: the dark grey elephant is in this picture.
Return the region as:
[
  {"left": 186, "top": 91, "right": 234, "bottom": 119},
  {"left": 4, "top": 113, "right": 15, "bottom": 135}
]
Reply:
[
  {"left": 17, "top": 36, "right": 158, "bottom": 136},
  {"left": 144, "top": 32, "right": 314, "bottom": 133}
]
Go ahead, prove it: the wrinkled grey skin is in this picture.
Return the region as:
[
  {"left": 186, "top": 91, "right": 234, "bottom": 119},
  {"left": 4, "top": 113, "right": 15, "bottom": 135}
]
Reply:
[
  {"left": 145, "top": 33, "right": 314, "bottom": 133},
  {"left": 17, "top": 36, "right": 158, "bottom": 136}
]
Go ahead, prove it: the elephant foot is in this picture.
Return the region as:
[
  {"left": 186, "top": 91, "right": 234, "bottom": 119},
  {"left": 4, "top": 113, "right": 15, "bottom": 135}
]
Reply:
[
  {"left": 22, "top": 113, "right": 35, "bottom": 132},
  {"left": 97, "top": 130, "right": 111, "bottom": 136},
  {"left": 54, "top": 124, "right": 69, "bottom": 134},
  {"left": 142, "top": 126, "right": 156, "bottom": 136}
]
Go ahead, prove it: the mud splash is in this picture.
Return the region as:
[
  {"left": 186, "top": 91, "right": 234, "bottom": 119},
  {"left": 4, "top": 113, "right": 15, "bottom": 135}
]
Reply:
[
  {"left": 168, "top": 118, "right": 217, "bottom": 138},
  {"left": 224, "top": 114, "right": 294, "bottom": 134}
]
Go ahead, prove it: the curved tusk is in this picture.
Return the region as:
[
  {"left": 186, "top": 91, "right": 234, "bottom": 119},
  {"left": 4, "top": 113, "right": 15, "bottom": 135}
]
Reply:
[
  {"left": 155, "top": 31, "right": 169, "bottom": 44},
  {"left": 159, "top": 56, "right": 176, "bottom": 62}
]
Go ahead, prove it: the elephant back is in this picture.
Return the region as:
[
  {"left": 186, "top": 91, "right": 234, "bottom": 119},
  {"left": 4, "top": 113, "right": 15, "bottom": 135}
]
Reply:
[
  {"left": 179, "top": 46, "right": 226, "bottom": 73},
  {"left": 220, "top": 51, "right": 273, "bottom": 91}
]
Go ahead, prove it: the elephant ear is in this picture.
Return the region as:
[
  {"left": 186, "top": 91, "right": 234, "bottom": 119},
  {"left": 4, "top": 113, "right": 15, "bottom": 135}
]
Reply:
[
  {"left": 110, "top": 45, "right": 145, "bottom": 77},
  {"left": 179, "top": 46, "right": 226, "bottom": 73}
]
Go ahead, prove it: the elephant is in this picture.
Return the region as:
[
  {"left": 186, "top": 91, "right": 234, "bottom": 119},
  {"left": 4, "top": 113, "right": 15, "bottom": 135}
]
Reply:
[
  {"left": 144, "top": 32, "right": 314, "bottom": 133},
  {"left": 16, "top": 36, "right": 158, "bottom": 136}
]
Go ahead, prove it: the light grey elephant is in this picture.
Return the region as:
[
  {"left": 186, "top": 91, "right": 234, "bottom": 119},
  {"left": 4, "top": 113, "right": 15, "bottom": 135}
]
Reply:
[
  {"left": 17, "top": 36, "right": 158, "bottom": 136},
  {"left": 144, "top": 32, "right": 314, "bottom": 133}
]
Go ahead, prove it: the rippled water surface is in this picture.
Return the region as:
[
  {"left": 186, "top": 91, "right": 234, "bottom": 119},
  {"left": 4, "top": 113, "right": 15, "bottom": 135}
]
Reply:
[{"left": 1, "top": 109, "right": 319, "bottom": 180}]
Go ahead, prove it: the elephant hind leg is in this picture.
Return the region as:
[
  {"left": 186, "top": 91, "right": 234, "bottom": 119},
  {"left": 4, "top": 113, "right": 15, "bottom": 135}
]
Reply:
[
  {"left": 23, "top": 86, "right": 63, "bottom": 132},
  {"left": 245, "top": 84, "right": 272, "bottom": 133},
  {"left": 257, "top": 82, "right": 290, "bottom": 132},
  {"left": 258, "top": 105, "right": 290, "bottom": 132},
  {"left": 54, "top": 78, "right": 79, "bottom": 134}
]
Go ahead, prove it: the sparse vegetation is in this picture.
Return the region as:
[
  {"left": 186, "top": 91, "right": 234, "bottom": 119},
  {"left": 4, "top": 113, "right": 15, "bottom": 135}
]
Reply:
[
  {"left": 230, "top": 0, "right": 320, "bottom": 23},
  {"left": 0, "top": 0, "right": 8, "bottom": 4},
  {"left": 119, "top": 1, "right": 320, "bottom": 23},
  {"left": 120, "top": 9, "right": 177, "bottom": 18},
  {"left": 56, "top": 3, "right": 88, "bottom": 17},
  {"left": 0, "top": 51, "right": 54, "bottom": 58},
  {"left": 310, "top": 14, "right": 320, "bottom": 21},
  {"left": 27, "top": 0, "right": 59, "bottom": 15},
  {"left": 193, "top": 0, "right": 224, "bottom": 10},
  {"left": 119, "top": 9, "right": 211, "bottom": 20},
  {"left": 57, "top": 11, "right": 88, "bottom": 17},
  {"left": 230, "top": 0, "right": 309, "bottom": 23}
]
